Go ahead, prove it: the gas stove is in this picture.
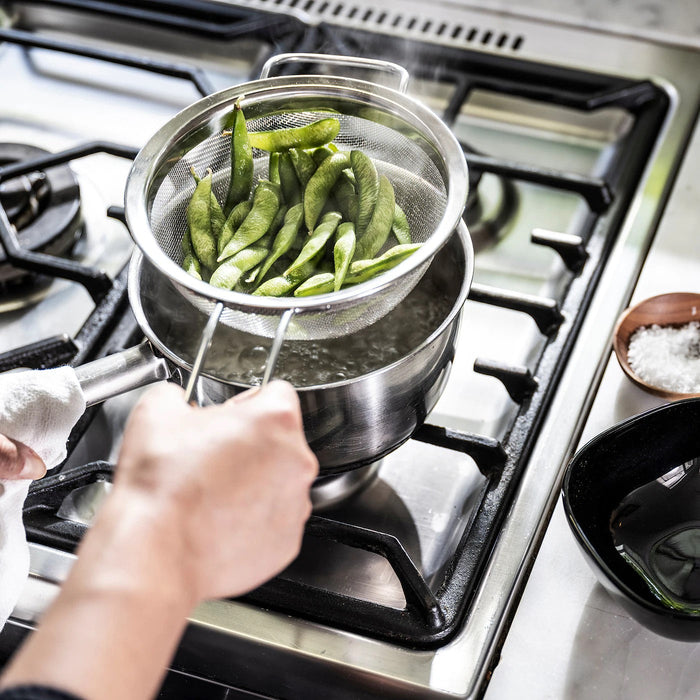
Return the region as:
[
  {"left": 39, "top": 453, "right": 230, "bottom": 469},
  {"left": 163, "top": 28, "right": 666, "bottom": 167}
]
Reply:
[{"left": 0, "top": 2, "right": 698, "bottom": 698}]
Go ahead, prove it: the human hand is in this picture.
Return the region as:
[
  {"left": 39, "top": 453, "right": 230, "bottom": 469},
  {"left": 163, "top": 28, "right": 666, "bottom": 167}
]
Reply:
[
  {"left": 114, "top": 380, "right": 318, "bottom": 603},
  {"left": 0, "top": 435, "right": 46, "bottom": 480}
]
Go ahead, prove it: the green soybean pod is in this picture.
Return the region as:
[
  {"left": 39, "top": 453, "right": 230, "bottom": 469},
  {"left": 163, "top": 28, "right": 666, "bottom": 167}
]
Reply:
[
  {"left": 333, "top": 221, "right": 356, "bottom": 292},
  {"left": 345, "top": 243, "right": 421, "bottom": 284},
  {"left": 353, "top": 175, "right": 396, "bottom": 261},
  {"left": 333, "top": 171, "right": 358, "bottom": 222},
  {"left": 285, "top": 211, "right": 341, "bottom": 277},
  {"left": 225, "top": 100, "right": 254, "bottom": 213},
  {"left": 209, "top": 242, "right": 270, "bottom": 290},
  {"left": 218, "top": 180, "right": 280, "bottom": 262},
  {"left": 268, "top": 152, "right": 281, "bottom": 185},
  {"left": 182, "top": 253, "right": 202, "bottom": 281},
  {"left": 350, "top": 150, "right": 379, "bottom": 235},
  {"left": 253, "top": 246, "right": 323, "bottom": 297},
  {"left": 249, "top": 117, "right": 340, "bottom": 152},
  {"left": 217, "top": 200, "right": 252, "bottom": 257},
  {"left": 186, "top": 169, "right": 218, "bottom": 270},
  {"left": 311, "top": 145, "right": 337, "bottom": 166},
  {"left": 256, "top": 203, "right": 304, "bottom": 284},
  {"left": 210, "top": 190, "right": 226, "bottom": 241},
  {"left": 278, "top": 152, "right": 302, "bottom": 205},
  {"left": 252, "top": 260, "right": 316, "bottom": 297},
  {"left": 303, "top": 152, "right": 351, "bottom": 231},
  {"left": 392, "top": 203, "right": 411, "bottom": 245},
  {"left": 289, "top": 148, "right": 317, "bottom": 187},
  {"left": 181, "top": 229, "right": 194, "bottom": 258},
  {"left": 294, "top": 272, "right": 335, "bottom": 297}
]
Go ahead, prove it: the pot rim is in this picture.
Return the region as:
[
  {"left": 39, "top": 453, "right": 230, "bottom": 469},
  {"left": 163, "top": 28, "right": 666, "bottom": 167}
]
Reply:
[{"left": 127, "top": 220, "right": 474, "bottom": 391}]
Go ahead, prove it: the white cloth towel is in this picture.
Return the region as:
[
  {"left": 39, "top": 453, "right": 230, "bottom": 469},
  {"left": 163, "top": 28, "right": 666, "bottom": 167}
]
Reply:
[{"left": 0, "top": 367, "right": 85, "bottom": 630}]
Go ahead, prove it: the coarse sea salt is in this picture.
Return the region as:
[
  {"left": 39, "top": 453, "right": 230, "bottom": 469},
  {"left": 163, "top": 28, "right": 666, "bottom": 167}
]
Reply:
[{"left": 627, "top": 321, "right": 700, "bottom": 394}]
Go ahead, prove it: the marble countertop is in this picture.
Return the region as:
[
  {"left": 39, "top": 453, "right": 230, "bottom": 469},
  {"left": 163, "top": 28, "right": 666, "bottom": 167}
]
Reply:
[
  {"left": 457, "top": 0, "right": 700, "bottom": 49},
  {"left": 485, "top": 85, "right": 700, "bottom": 699}
]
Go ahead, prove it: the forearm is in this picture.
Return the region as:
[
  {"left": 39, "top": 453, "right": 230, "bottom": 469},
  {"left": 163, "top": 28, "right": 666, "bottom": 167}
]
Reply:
[{"left": 0, "top": 491, "right": 195, "bottom": 700}]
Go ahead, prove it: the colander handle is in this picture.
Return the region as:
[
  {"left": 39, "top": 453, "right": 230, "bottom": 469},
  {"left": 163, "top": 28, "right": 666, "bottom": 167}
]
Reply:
[{"left": 260, "top": 53, "right": 410, "bottom": 93}]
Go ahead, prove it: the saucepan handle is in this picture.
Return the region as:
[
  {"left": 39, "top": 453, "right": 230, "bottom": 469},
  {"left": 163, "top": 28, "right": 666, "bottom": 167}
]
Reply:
[
  {"left": 74, "top": 341, "right": 172, "bottom": 408},
  {"left": 259, "top": 53, "right": 410, "bottom": 93}
]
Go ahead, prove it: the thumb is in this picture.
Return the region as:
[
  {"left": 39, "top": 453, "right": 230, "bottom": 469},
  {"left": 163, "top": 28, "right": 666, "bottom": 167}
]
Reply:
[{"left": 0, "top": 435, "right": 47, "bottom": 480}]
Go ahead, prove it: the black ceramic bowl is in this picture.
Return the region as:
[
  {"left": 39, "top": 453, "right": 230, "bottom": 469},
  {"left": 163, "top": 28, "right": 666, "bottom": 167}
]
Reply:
[{"left": 562, "top": 397, "right": 700, "bottom": 642}]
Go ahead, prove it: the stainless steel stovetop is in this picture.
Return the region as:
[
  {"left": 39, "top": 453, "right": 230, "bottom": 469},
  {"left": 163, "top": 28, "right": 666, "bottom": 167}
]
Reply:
[{"left": 0, "top": 2, "right": 698, "bottom": 698}]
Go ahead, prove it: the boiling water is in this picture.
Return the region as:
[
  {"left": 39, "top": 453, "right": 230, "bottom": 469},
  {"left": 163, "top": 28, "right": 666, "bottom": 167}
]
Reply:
[
  {"left": 203, "top": 282, "right": 454, "bottom": 386},
  {"left": 610, "top": 457, "right": 700, "bottom": 613}
]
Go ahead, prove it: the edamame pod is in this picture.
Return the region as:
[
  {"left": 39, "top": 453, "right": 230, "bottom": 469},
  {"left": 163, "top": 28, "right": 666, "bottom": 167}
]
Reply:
[
  {"left": 346, "top": 243, "right": 421, "bottom": 284},
  {"left": 285, "top": 211, "right": 341, "bottom": 277},
  {"left": 186, "top": 169, "right": 218, "bottom": 270},
  {"left": 209, "top": 242, "right": 270, "bottom": 290},
  {"left": 181, "top": 229, "right": 194, "bottom": 258},
  {"left": 182, "top": 253, "right": 202, "bottom": 281},
  {"left": 249, "top": 117, "right": 340, "bottom": 152},
  {"left": 392, "top": 203, "right": 411, "bottom": 245},
  {"left": 217, "top": 200, "right": 252, "bottom": 256},
  {"left": 333, "top": 221, "right": 356, "bottom": 292},
  {"left": 294, "top": 243, "right": 421, "bottom": 296},
  {"left": 225, "top": 101, "right": 254, "bottom": 212},
  {"left": 333, "top": 171, "right": 358, "bottom": 222},
  {"left": 218, "top": 180, "right": 280, "bottom": 262},
  {"left": 311, "top": 145, "right": 337, "bottom": 166},
  {"left": 350, "top": 150, "right": 378, "bottom": 235},
  {"left": 268, "top": 152, "right": 281, "bottom": 185},
  {"left": 353, "top": 175, "right": 395, "bottom": 261},
  {"left": 303, "top": 152, "right": 351, "bottom": 231},
  {"left": 278, "top": 152, "right": 301, "bottom": 205},
  {"left": 252, "top": 256, "right": 320, "bottom": 297},
  {"left": 294, "top": 272, "right": 335, "bottom": 297},
  {"left": 289, "top": 148, "right": 316, "bottom": 187},
  {"left": 210, "top": 190, "right": 226, "bottom": 241},
  {"left": 255, "top": 203, "right": 304, "bottom": 284}
]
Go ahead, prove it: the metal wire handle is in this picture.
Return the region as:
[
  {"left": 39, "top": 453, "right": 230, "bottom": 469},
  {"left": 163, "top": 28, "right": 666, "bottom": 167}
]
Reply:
[
  {"left": 259, "top": 53, "right": 410, "bottom": 93},
  {"left": 184, "top": 301, "right": 223, "bottom": 405}
]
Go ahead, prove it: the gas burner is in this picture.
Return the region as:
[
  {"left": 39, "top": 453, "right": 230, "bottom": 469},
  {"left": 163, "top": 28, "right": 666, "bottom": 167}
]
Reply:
[
  {"left": 311, "top": 462, "right": 381, "bottom": 511},
  {"left": 0, "top": 143, "right": 83, "bottom": 292},
  {"left": 464, "top": 150, "right": 520, "bottom": 251}
]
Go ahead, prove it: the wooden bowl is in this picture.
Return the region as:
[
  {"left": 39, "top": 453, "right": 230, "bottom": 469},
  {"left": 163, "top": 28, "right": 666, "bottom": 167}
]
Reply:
[{"left": 613, "top": 292, "right": 700, "bottom": 399}]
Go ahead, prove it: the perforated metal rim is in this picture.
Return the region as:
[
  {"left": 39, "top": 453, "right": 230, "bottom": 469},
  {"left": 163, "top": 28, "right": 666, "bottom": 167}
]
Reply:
[{"left": 125, "top": 74, "right": 468, "bottom": 316}]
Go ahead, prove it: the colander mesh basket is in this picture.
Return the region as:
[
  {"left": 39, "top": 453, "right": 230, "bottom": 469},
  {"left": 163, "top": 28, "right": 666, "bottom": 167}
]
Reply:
[{"left": 126, "top": 73, "right": 468, "bottom": 341}]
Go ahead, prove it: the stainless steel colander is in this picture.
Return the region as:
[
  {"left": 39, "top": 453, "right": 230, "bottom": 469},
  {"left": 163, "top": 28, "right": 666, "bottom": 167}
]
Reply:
[{"left": 124, "top": 54, "right": 469, "bottom": 343}]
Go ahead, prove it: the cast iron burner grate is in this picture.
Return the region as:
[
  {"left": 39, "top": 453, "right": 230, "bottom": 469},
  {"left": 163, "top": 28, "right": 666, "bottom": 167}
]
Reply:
[{"left": 0, "top": 4, "right": 669, "bottom": 648}]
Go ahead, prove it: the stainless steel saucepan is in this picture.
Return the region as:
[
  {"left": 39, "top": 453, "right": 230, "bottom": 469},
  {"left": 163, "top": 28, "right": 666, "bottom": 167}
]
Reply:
[{"left": 74, "top": 222, "right": 473, "bottom": 474}]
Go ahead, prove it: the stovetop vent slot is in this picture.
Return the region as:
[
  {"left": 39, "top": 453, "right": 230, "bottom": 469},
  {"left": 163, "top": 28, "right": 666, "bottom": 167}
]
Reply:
[{"left": 254, "top": 0, "right": 526, "bottom": 51}]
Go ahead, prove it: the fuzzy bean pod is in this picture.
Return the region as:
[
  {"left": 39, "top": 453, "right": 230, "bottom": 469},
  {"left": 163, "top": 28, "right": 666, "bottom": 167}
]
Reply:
[
  {"left": 278, "top": 151, "right": 302, "bottom": 205},
  {"left": 218, "top": 180, "right": 280, "bottom": 262},
  {"left": 285, "top": 211, "right": 341, "bottom": 277},
  {"left": 249, "top": 117, "right": 340, "bottom": 152},
  {"left": 255, "top": 203, "right": 304, "bottom": 285},
  {"left": 209, "top": 240, "right": 270, "bottom": 290},
  {"left": 289, "top": 148, "right": 317, "bottom": 187},
  {"left": 186, "top": 169, "right": 218, "bottom": 270},
  {"left": 225, "top": 101, "right": 254, "bottom": 212},
  {"left": 350, "top": 150, "right": 379, "bottom": 236},
  {"left": 391, "top": 203, "right": 411, "bottom": 245},
  {"left": 295, "top": 243, "right": 421, "bottom": 296},
  {"left": 333, "top": 221, "right": 356, "bottom": 292},
  {"left": 217, "top": 200, "right": 252, "bottom": 257},
  {"left": 333, "top": 171, "right": 358, "bottom": 223},
  {"left": 353, "top": 175, "right": 395, "bottom": 261},
  {"left": 303, "top": 152, "right": 351, "bottom": 232}
]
